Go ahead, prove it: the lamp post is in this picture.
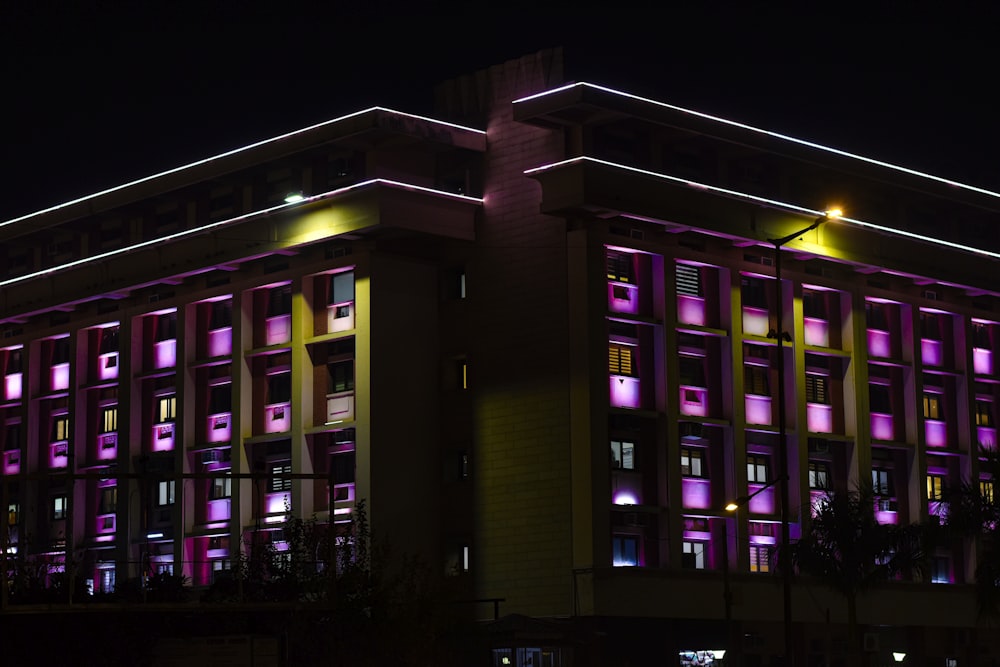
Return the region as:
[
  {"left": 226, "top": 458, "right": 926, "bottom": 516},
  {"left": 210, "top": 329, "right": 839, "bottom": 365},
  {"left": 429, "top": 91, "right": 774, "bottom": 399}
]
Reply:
[
  {"left": 768, "top": 209, "right": 840, "bottom": 666},
  {"left": 722, "top": 475, "right": 788, "bottom": 667}
]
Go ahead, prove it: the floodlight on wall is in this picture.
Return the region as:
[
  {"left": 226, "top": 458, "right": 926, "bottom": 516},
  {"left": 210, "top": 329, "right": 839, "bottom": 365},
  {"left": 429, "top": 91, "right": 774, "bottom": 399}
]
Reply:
[
  {"left": 284, "top": 192, "right": 305, "bottom": 204},
  {"left": 893, "top": 652, "right": 906, "bottom": 662}
]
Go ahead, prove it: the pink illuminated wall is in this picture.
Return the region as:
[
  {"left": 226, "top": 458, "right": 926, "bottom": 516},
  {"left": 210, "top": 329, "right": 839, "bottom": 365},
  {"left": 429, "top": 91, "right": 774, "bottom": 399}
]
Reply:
[
  {"left": 868, "top": 330, "right": 891, "bottom": 358},
  {"left": 97, "top": 433, "right": 117, "bottom": 460},
  {"left": 3, "top": 450, "right": 19, "bottom": 475},
  {"left": 97, "top": 353, "right": 118, "bottom": 380},
  {"left": 609, "top": 283, "right": 639, "bottom": 315},
  {"left": 266, "top": 491, "right": 291, "bottom": 516},
  {"left": 974, "top": 348, "right": 993, "bottom": 376},
  {"left": 803, "top": 318, "right": 829, "bottom": 347},
  {"left": 152, "top": 423, "right": 174, "bottom": 452},
  {"left": 871, "top": 413, "right": 895, "bottom": 441},
  {"left": 978, "top": 426, "right": 997, "bottom": 451},
  {"left": 745, "top": 395, "right": 772, "bottom": 426},
  {"left": 679, "top": 387, "right": 708, "bottom": 417},
  {"left": 677, "top": 295, "right": 706, "bottom": 326},
  {"left": 154, "top": 340, "right": 176, "bottom": 369},
  {"left": 265, "top": 403, "right": 291, "bottom": 433},
  {"left": 875, "top": 503, "right": 898, "bottom": 525},
  {"left": 610, "top": 376, "right": 641, "bottom": 409},
  {"left": 921, "top": 339, "right": 943, "bottom": 367},
  {"left": 925, "top": 420, "right": 948, "bottom": 448},
  {"left": 747, "top": 482, "right": 776, "bottom": 514},
  {"left": 50, "top": 363, "right": 70, "bottom": 391},
  {"left": 743, "top": 306, "right": 769, "bottom": 337},
  {"left": 4, "top": 373, "right": 22, "bottom": 400},
  {"left": 806, "top": 404, "right": 833, "bottom": 433},
  {"left": 50, "top": 442, "right": 68, "bottom": 468},
  {"left": 207, "top": 413, "right": 232, "bottom": 443},
  {"left": 207, "top": 328, "right": 232, "bottom": 358},
  {"left": 266, "top": 315, "right": 291, "bottom": 345},
  {"left": 681, "top": 477, "right": 712, "bottom": 509},
  {"left": 207, "top": 498, "right": 231, "bottom": 521}
]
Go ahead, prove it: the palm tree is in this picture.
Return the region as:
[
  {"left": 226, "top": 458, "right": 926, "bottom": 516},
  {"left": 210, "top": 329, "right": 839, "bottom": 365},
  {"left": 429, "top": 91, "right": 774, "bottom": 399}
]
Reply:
[{"left": 787, "top": 482, "right": 930, "bottom": 663}]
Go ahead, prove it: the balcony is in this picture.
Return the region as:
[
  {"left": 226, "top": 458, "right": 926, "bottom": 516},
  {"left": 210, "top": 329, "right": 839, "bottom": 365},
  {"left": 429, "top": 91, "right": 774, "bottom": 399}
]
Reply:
[
  {"left": 925, "top": 419, "right": 948, "bottom": 448},
  {"left": 327, "top": 303, "right": 355, "bottom": 333},
  {"left": 679, "top": 386, "right": 708, "bottom": 417},
  {"left": 870, "top": 413, "right": 895, "bottom": 442},
  {"left": 806, "top": 403, "right": 833, "bottom": 433},
  {"left": 50, "top": 363, "right": 70, "bottom": 391},
  {"left": 610, "top": 375, "right": 641, "bottom": 409},
  {"left": 875, "top": 499, "right": 898, "bottom": 525},
  {"left": 677, "top": 294, "right": 706, "bottom": 327},
  {"left": 681, "top": 477, "right": 711, "bottom": 510},
  {"left": 3, "top": 449, "right": 19, "bottom": 475},
  {"left": 50, "top": 441, "right": 69, "bottom": 468},
  {"left": 746, "top": 482, "right": 776, "bottom": 514},
  {"left": 265, "top": 402, "right": 291, "bottom": 433},
  {"left": 97, "top": 352, "right": 118, "bottom": 380},
  {"left": 152, "top": 422, "right": 175, "bottom": 452},
  {"left": 326, "top": 392, "right": 354, "bottom": 424},
  {"left": 207, "top": 412, "right": 232, "bottom": 443},
  {"left": 974, "top": 347, "right": 993, "bottom": 376},
  {"left": 867, "top": 329, "right": 891, "bottom": 359},
  {"left": 742, "top": 306, "right": 769, "bottom": 337},
  {"left": 921, "top": 338, "right": 943, "bottom": 367},
  {"left": 4, "top": 372, "right": 22, "bottom": 401},
  {"left": 745, "top": 395, "right": 772, "bottom": 426},
  {"left": 265, "top": 314, "right": 291, "bottom": 346},
  {"left": 207, "top": 498, "right": 231, "bottom": 522},
  {"left": 97, "top": 432, "right": 117, "bottom": 460},
  {"left": 608, "top": 283, "right": 639, "bottom": 315},
  {"left": 803, "top": 317, "right": 829, "bottom": 348},
  {"left": 207, "top": 327, "right": 232, "bottom": 358},
  {"left": 612, "top": 472, "right": 643, "bottom": 506},
  {"left": 978, "top": 425, "right": 997, "bottom": 452},
  {"left": 153, "top": 339, "right": 176, "bottom": 369}
]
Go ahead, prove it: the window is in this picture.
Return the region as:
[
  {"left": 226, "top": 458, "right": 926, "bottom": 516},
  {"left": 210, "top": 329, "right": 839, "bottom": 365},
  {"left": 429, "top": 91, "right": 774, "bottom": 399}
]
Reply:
[
  {"left": 268, "top": 372, "right": 291, "bottom": 404},
  {"left": 606, "top": 251, "right": 634, "bottom": 284},
  {"left": 267, "top": 285, "right": 292, "bottom": 317},
  {"left": 155, "top": 312, "right": 177, "bottom": 342},
  {"left": 52, "top": 415, "right": 70, "bottom": 442},
  {"left": 931, "top": 556, "right": 950, "bottom": 584},
  {"left": 3, "top": 422, "right": 20, "bottom": 451},
  {"left": 679, "top": 356, "right": 706, "bottom": 387},
  {"left": 99, "top": 327, "right": 119, "bottom": 354},
  {"left": 747, "top": 454, "right": 769, "bottom": 483},
  {"left": 100, "top": 406, "right": 118, "bottom": 434},
  {"left": 866, "top": 301, "right": 888, "bottom": 331},
  {"left": 981, "top": 479, "right": 995, "bottom": 503},
  {"left": 210, "top": 300, "right": 232, "bottom": 330},
  {"left": 52, "top": 337, "right": 70, "bottom": 365},
  {"left": 330, "top": 271, "right": 355, "bottom": 304},
  {"left": 744, "top": 365, "right": 770, "bottom": 396},
  {"left": 974, "top": 323, "right": 992, "bottom": 350},
  {"left": 923, "top": 393, "right": 943, "bottom": 420},
  {"left": 209, "top": 384, "right": 232, "bottom": 414},
  {"left": 921, "top": 312, "right": 941, "bottom": 340},
  {"left": 52, "top": 495, "right": 68, "bottom": 520},
  {"left": 676, "top": 264, "right": 702, "bottom": 297},
  {"left": 211, "top": 473, "right": 232, "bottom": 499},
  {"left": 5, "top": 349, "right": 22, "bottom": 375},
  {"left": 749, "top": 544, "right": 772, "bottom": 573},
  {"left": 872, "top": 468, "right": 894, "bottom": 496},
  {"left": 212, "top": 560, "right": 232, "bottom": 583},
  {"left": 157, "top": 395, "right": 176, "bottom": 423},
  {"left": 99, "top": 487, "right": 117, "bottom": 514},
  {"left": 269, "top": 462, "right": 292, "bottom": 492},
  {"left": 927, "top": 474, "right": 945, "bottom": 501},
  {"left": 612, "top": 535, "right": 639, "bottom": 567},
  {"left": 157, "top": 481, "right": 175, "bottom": 506},
  {"left": 682, "top": 541, "right": 706, "bottom": 570},
  {"left": 680, "top": 447, "right": 704, "bottom": 478},
  {"left": 808, "top": 461, "right": 831, "bottom": 490},
  {"left": 611, "top": 440, "right": 635, "bottom": 470},
  {"left": 8, "top": 502, "right": 18, "bottom": 526},
  {"left": 609, "top": 343, "right": 636, "bottom": 376},
  {"left": 976, "top": 400, "right": 994, "bottom": 427},
  {"left": 330, "top": 452, "right": 355, "bottom": 486},
  {"left": 802, "top": 291, "right": 825, "bottom": 319},
  {"left": 805, "top": 375, "right": 829, "bottom": 404},
  {"left": 869, "top": 384, "right": 892, "bottom": 414},
  {"left": 741, "top": 276, "right": 769, "bottom": 309}
]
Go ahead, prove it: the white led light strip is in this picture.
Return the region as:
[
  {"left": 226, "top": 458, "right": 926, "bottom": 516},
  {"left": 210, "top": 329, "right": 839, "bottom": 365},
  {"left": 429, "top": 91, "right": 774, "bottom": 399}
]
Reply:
[
  {"left": 0, "top": 179, "right": 482, "bottom": 289},
  {"left": 525, "top": 156, "right": 1000, "bottom": 261},
  {"left": 515, "top": 82, "right": 1000, "bottom": 201},
  {"left": 2, "top": 108, "right": 485, "bottom": 228}
]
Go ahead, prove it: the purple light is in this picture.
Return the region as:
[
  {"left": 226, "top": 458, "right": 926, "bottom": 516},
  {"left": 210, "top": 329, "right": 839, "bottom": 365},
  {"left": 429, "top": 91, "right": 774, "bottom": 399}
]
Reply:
[
  {"left": 152, "top": 424, "right": 174, "bottom": 451},
  {"left": 3, "top": 451, "right": 19, "bottom": 475},
  {"left": 97, "top": 353, "right": 118, "bottom": 380},
  {"left": 867, "top": 330, "right": 891, "bottom": 358},
  {"left": 681, "top": 477, "right": 712, "bottom": 509},
  {"left": 747, "top": 483, "right": 776, "bottom": 514},
  {"left": 745, "top": 396, "right": 773, "bottom": 426},
  {"left": 50, "top": 443, "right": 68, "bottom": 468},
  {"left": 742, "top": 307, "right": 770, "bottom": 337},
  {"left": 875, "top": 507, "right": 898, "bottom": 525},
  {"left": 266, "top": 491, "right": 291, "bottom": 514},
  {"left": 921, "top": 339, "right": 943, "bottom": 367},
  {"left": 608, "top": 282, "right": 640, "bottom": 315},
  {"left": 613, "top": 490, "right": 640, "bottom": 506},
  {"left": 803, "top": 318, "right": 829, "bottom": 347},
  {"left": 925, "top": 420, "right": 948, "bottom": 448},
  {"left": 265, "top": 403, "right": 291, "bottom": 433},
  {"left": 50, "top": 363, "right": 69, "bottom": 391},
  {"left": 871, "top": 413, "right": 895, "bottom": 441},
  {"left": 265, "top": 315, "right": 291, "bottom": 346},
  {"left": 207, "top": 413, "right": 232, "bottom": 443},
  {"left": 974, "top": 348, "right": 993, "bottom": 376},
  {"left": 96, "top": 514, "right": 115, "bottom": 533},
  {"left": 610, "top": 376, "right": 642, "bottom": 409},
  {"left": 806, "top": 403, "right": 833, "bottom": 433},
  {"left": 4, "top": 373, "right": 21, "bottom": 400},
  {"left": 154, "top": 340, "right": 176, "bottom": 369},
  {"left": 207, "top": 328, "right": 232, "bottom": 357},
  {"left": 97, "top": 433, "right": 117, "bottom": 460},
  {"left": 207, "top": 498, "right": 231, "bottom": 521},
  {"left": 679, "top": 387, "right": 709, "bottom": 417},
  {"left": 978, "top": 426, "right": 996, "bottom": 451},
  {"left": 677, "top": 295, "right": 706, "bottom": 326}
]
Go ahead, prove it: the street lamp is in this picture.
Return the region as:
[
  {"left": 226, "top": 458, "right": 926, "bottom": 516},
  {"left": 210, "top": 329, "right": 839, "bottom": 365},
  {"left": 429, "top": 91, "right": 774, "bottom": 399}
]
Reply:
[
  {"left": 768, "top": 208, "right": 841, "bottom": 666},
  {"left": 721, "top": 475, "right": 788, "bottom": 667}
]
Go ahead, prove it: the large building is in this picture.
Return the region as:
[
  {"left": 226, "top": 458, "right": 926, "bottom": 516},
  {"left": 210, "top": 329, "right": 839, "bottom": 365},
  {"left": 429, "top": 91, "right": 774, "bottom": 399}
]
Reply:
[{"left": 2, "top": 49, "right": 1000, "bottom": 665}]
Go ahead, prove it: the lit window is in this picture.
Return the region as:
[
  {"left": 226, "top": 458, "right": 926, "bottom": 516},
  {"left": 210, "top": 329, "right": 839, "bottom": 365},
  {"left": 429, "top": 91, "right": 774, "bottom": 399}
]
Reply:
[
  {"left": 51, "top": 415, "right": 70, "bottom": 442},
  {"left": 269, "top": 462, "right": 292, "bottom": 492},
  {"left": 976, "top": 400, "right": 994, "bottom": 427},
  {"left": 157, "top": 481, "right": 175, "bottom": 506},
  {"left": 52, "top": 495, "right": 68, "bottom": 520},
  {"left": 100, "top": 406, "right": 118, "bottom": 434},
  {"left": 923, "top": 393, "right": 942, "bottom": 420},
  {"left": 808, "top": 461, "right": 831, "bottom": 490},
  {"left": 749, "top": 544, "right": 771, "bottom": 573},
  {"left": 606, "top": 251, "right": 634, "bottom": 284},
  {"left": 805, "top": 375, "right": 829, "bottom": 404},
  {"left": 747, "top": 454, "right": 769, "bottom": 483},
  {"left": 676, "top": 264, "right": 701, "bottom": 297},
  {"left": 157, "top": 395, "right": 176, "bottom": 423},
  {"left": 612, "top": 535, "right": 639, "bottom": 567},
  {"left": 872, "top": 468, "right": 893, "bottom": 496},
  {"left": 927, "top": 474, "right": 945, "bottom": 501},
  {"left": 99, "top": 487, "right": 117, "bottom": 514},
  {"left": 611, "top": 440, "right": 635, "bottom": 470},
  {"left": 931, "top": 556, "right": 950, "bottom": 584},
  {"left": 981, "top": 479, "right": 995, "bottom": 503},
  {"left": 682, "top": 541, "right": 706, "bottom": 569},
  {"left": 211, "top": 473, "right": 232, "bottom": 499},
  {"left": 680, "top": 448, "right": 704, "bottom": 478},
  {"left": 609, "top": 343, "right": 636, "bottom": 376}
]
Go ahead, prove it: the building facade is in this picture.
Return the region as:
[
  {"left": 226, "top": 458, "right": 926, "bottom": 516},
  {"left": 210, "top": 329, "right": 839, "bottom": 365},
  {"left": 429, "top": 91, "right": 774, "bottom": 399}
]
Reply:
[{"left": 3, "top": 50, "right": 1000, "bottom": 665}]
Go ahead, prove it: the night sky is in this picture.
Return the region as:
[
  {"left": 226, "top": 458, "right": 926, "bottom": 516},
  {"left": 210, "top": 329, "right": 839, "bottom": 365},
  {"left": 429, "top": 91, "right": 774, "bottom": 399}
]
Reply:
[{"left": 4, "top": 2, "right": 1000, "bottom": 222}]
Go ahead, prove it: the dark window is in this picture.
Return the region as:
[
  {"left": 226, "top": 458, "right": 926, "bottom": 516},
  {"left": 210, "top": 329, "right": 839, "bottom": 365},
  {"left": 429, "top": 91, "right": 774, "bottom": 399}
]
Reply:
[
  {"left": 328, "top": 361, "right": 354, "bottom": 393},
  {"left": 99, "top": 487, "right": 117, "bottom": 514},
  {"left": 330, "top": 271, "right": 355, "bottom": 305},
  {"left": 802, "top": 291, "right": 826, "bottom": 319},
  {"left": 209, "top": 384, "right": 232, "bottom": 414},
  {"left": 269, "top": 462, "right": 292, "bottom": 492},
  {"left": 973, "top": 323, "right": 992, "bottom": 350},
  {"left": 676, "top": 264, "right": 702, "bottom": 297},
  {"left": 268, "top": 373, "right": 291, "bottom": 404},
  {"left": 99, "top": 327, "right": 119, "bottom": 354},
  {"left": 806, "top": 375, "right": 829, "bottom": 404},
  {"left": 872, "top": 468, "right": 894, "bottom": 496},
  {"left": 869, "top": 384, "right": 892, "bottom": 414},
  {"left": 679, "top": 356, "right": 706, "bottom": 387},
  {"left": 155, "top": 313, "right": 177, "bottom": 341},
  {"left": 267, "top": 285, "right": 292, "bottom": 317},
  {"left": 330, "top": 452, "right": 356, "bottom": 485},
  {"left": 741, "top": 277, "right": 769, "bottom": 309},
  {"left": 744, "top": 365, "right": 770, "bottom": 396},
  {"left": 52, "top": 337, "right": 70, "bottom": 365},
  {"left": 210, "top": 301, "right": 232, "bottom": 330},
  {"left": 866, "top": 302, "right": 888, "bottom": 331},
  {"left": 921, "top": 312, "right": 941, "bottom": 340},
  {"left": 606, "top": 251, "right": 634, "bottom": 284}
]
